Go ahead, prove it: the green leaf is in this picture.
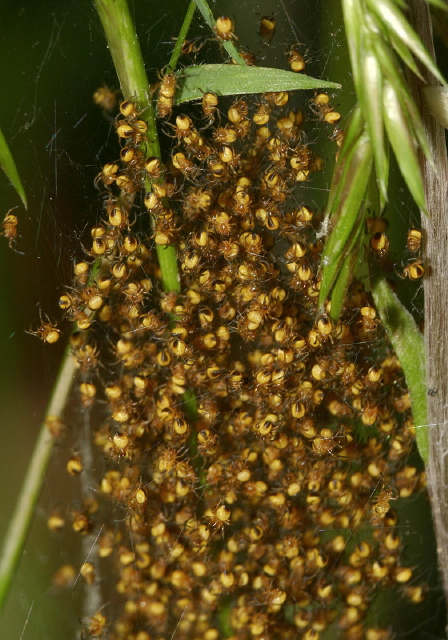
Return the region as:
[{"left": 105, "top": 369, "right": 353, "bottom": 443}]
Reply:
[
  {"left": 371, "top": 276, "right": 428, "bottom": 463},
  {"left": 342, "top": 0, "right": 364, "bottom": 96},
  {"left": 319, "top": 129, "right": 372, "bottom": 307},
  {"left": 368, "top": 6, "right": 424, "bottom": 81},
  {"left": 325, "top": 138, "right": 368, "bottom": 239},
  {"left": 319, "top": 202, "right": 367, "bottom": 308},
  {"left": 0, "top": 127, "right": 27, "bottom": 208},
  {"left": 326, "top": 107, "right": 364, "bottom": 215},
  {"left": 372, "top": 36, "right": 433, "bottom": 166},
  {"left": 382, "top": 81, "right": 427, "bottom": 213},
  {"left": 329, "top": 230, "right": 363, "bottom": 321},
  {"left": 361, "top": 45, "right": 388, "bottom": 206},
  {"left": 386, "top": 26, "right": 425, "bottom": 80},
  {"left": 323, "top": 126, "right": 372, "bottom": 255},
  {"left": 175, "top": 64, "right": 341, "bottom": 103},
  {"left": 366, "top": 0, "right": 446, "bottom": 85}
]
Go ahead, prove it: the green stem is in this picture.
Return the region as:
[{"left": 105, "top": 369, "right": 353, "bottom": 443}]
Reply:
[
  {"left": 93, "top": 0, "right": 155, "bottom": 121},
  {"left": 0, "top": 347, "right": 77, "bottom": 612},
  {"left": 94, "top": 0, "right": 180, "bottom": 294},
  {"left": 94, "top": 0, "right": 198, "bottom": 447},
  {"left": 167, "top": 1, "right": 197, "bottom": 74}
]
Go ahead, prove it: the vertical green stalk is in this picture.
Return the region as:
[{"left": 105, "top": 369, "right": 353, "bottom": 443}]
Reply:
[
  {"left": 93, "top": 0, "right": 157, "bottom": 130},
  {"left": 167, "top": 1, "right": 196, "bottom": 74},
  {"left": 93, "top": 0, "right": 204, "bottom": 470},
  {"left": 94, "top": 0, "right": 180, "bottom": 293}
]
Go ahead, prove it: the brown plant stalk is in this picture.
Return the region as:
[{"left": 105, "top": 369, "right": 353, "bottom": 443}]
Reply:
[{"left": 407, "top": 0, "right": 448, "bottom": 620}]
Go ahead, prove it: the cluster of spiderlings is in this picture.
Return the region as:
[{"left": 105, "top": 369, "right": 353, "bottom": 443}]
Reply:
[{"left": 53, "top": 85, "right": 427, "bottom": 640}]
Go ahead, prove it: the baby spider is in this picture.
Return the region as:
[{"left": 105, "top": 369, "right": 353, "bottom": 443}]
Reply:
[
  {"left": 371, "top": 482, "right": 398, "bottom": 525},
  {"left": 402, "top": 259, "right": 424, "bottom": 280},
  {"left": 202, "top": 92, "right": 219, "bottom": 125},
  {"left": 157, "top": 73, "right": 177, "bottom": 118},
  {"left": 406, "top": 228, "right": 422, "bottom": 253},
  {"left": 259, "top": 14, "right": 276, "bottom": 40},
  {"left": 180, "top": 36, "right": 206, "bottom": 56},
  {"left": 288, "top": 45, "right": 307, "bottom": 73},
  {"left": 29, "top": 311, "right": 61, "bottom": 344},
  {"left": 81, "top": 609, "right": 108, "bottom": 639},
  {"left": 1, "top": 207, "right": 24, "bottom": 254},
  {"left": 93, "top": 85, "right": 119, "bottom": 114},
  {"left": 215, "top": 16, "right": 237, "bottom": 42}
]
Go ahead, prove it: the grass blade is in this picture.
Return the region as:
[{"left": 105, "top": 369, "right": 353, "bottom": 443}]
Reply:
[
  {"left": 0, "top": 127, "right": 27, "bottom": 208},
  {"left": 362, "top": 44, "right": 389, "bottom": 205},
  {"left": 383, "top": 81, "right": 427, "bottom": 213},
  {"left": 341, "top": 0, "right": 364, "bottom": 95},
  {"left": 319, "top": 201, "right": 367, "bottom": 308},
  {"left": 166, "top": 1, "right": 196, "bottom": 74},
  {"left": 176, "top": 64, "right": 340, "bottom": 103},
  {"left": 383, "top": 22, "right": 425, "bottom": 80},
  {"left": 322, "top": 130, "right": 372, "bottom": 259},
  {"left": 372, "top": 35, "right": 433, "bottom": 164},
  {"left": 329, "top": 230, "right": 363, "bottom": 321},
  {"left": 326, "top": 106, "right": 364, "bottom": 215},
  {"left": 366, "top": 0, "right": 446, "bottom": 84},
  {"left": 371, "top": 276, "right": 428, "bottom": 463},
  {"left": 319, "top": 140, "right": 372, "bottom": 308}
]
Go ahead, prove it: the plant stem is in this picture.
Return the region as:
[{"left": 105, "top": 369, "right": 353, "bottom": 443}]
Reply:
[
  {"left": 0, "top": 347, "right": 77, "bottom": 612},
  {"left": 406, "top": 0, "right": 448, "bottom": 616},
  {"left": 167, "top": 1, "right": 196, "bottom": 74},
  {"left": 93, "top": 0, "right": 155, "bottom": 120},
  {"left": 94, "top": 0, "right": 180, "bottom": 293}
]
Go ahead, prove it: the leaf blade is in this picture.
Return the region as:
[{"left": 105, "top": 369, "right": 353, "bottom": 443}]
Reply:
[
  {"left": 175, "top": 64, "right": 341, "bottom": 103},
  {"left": 362, "top": 46, "right": 389, "bottom": 205},
  {"left": 0, "top": 127, "right": 27, "bottom": 208},
  {"left": 383, "top": 81, "right": 427, "bottom": 213},
  {"left": 329, "top": 230, "right": 363, "bottom": 321},
  {"left": 366, "top": 0, "right": 446, "bottom": 84},
  {"left": 371, "top": 276, "right": 428, "bottom": 463}
]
